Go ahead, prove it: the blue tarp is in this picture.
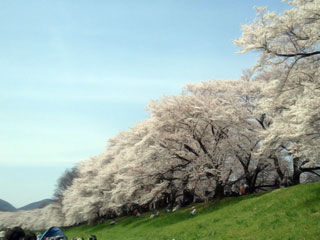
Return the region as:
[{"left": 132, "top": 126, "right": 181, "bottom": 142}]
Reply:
[{"left": 39, "top": 226, "right": 68, "bottom": 240}]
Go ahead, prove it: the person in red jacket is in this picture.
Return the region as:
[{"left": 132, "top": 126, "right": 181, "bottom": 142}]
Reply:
[
  {"left": 133, "top": 209, "right": 140, "bottom": 217},
  {"left": 240, "top": 184, "right": 245, "bottom": 195}
]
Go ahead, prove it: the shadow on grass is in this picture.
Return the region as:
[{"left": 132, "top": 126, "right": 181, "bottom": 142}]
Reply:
[
  {"left": 200, "top": 191, "right": 268, "bottom": 215},
  {"left": 120, "top": 211, "right": 191, "bottom": 229},
  {"left": 297, "top": 183, "right": 320, "bottom": 212},
  {"left": 121, "top": 192, "right": 270, "bottom": 229},
  {"left": 86, "top": 222, "right": 111, "bottom": 233}
]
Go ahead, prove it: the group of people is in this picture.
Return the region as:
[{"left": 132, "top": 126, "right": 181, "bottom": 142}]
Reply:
[
  {"left": 132, "top": 208, "right": 161, "bottom": 218},
  {"left": 42, "top": 237, "right": 64, "bottom": 240},
  {"left": 0, "top": 227, "right": 37, "bottom": 240},
  {"left": 0, "top": 227, "right": 97, "bottom": 240},
  {"left": 70, "top": 236, "right": 96, "bottom": 240}
]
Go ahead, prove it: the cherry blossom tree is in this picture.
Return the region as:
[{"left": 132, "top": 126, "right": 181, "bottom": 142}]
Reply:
[
  {"left": 0, "top": 202, "right": 64, "bottom": 230},
  {"left": 184, "top": 80, "right": 282, "bottom": 193},
  {"left": 2, "top": 1, "right": 320, "bottom": 230},
  {"left": 148, "top": 79, "right": 276, "bottom": 200},
  {"left": 235, "top": 0, "right": 320, "bottom": 183},
  {"left": 54, "top": 166, "right": 79, "bottom": 203}
]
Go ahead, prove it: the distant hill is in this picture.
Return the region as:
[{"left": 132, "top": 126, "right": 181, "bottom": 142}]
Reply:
[
  {"left": 18, "top": 199, "right": 53, "bottom": 211},
  {"left": 0, "top": 199, "right": 17, "bottom": 212},
  {"left": 0, "top": 199, "right": 53, "bottom": 212}
]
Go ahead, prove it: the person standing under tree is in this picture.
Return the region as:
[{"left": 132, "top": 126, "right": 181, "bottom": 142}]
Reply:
[{"left": 240, "top": 184, "right": 245, "bottom": 195}]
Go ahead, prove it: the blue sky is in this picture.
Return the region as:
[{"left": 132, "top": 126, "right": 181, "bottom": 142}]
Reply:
[{"left": 0, "top": 0, "right": 288, "bottom": 208}]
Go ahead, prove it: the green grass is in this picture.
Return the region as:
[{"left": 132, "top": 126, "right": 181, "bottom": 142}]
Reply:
[{"left": 63, "top": 182, "right": 320, "bottom": 240}]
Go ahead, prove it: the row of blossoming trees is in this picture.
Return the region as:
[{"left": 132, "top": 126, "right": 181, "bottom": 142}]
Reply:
[{"left": 1, "top": 0, "right": 319, "bottom": 230}]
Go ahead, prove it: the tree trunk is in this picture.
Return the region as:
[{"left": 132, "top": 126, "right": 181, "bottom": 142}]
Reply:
[
  {"left": 214, "top": 183, "right": 225, "bottom": 199},
  {"left": 292, "top": 157, "right": 301, "bottom": 185},
  {"left": 291, "top": 171, "right": 301, "bottom": 185}
]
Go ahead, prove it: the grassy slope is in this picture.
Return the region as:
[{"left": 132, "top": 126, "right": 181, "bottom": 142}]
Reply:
[{"left": 63, "top": 182, "right": 320, "bottom": 240}]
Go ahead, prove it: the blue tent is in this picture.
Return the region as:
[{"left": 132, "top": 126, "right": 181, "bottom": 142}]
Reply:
[{"left": 39, "top": 226, "right": 68, "bottom": 240}]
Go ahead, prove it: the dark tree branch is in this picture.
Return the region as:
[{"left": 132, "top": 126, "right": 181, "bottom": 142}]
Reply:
[
  {"left": 184, "top": 144, "right": 199, "bottom": 157},
  {"left": 274, "top": 50, "right": 320, "bottom": 58}
]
